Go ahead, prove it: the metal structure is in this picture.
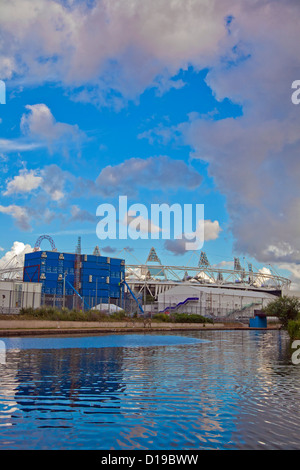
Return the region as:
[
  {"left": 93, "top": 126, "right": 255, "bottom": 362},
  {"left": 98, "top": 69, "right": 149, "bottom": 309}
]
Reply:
[
  {"left": 0, "top": 256, "right": 24, "bottom": 279},
  {"left": 124, "top": 248, "right": 291, "bottom": 302},
  {"left": 93, "top": 245, "right": 101, "bottom": 256},
  {"left": 146, "top": 247, "right": 162, "bottom": 264},
  {"left": 33, "top": 235, "right": 56, "bottom": 252},
  {"left": 199, "top": 251, "right": 210, "bottom": 267}
]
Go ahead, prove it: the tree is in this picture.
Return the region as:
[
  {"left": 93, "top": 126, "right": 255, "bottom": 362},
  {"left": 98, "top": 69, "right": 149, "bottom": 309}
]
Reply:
[{"left": 264, "top": 295, "right": 300, "bottom": 328}]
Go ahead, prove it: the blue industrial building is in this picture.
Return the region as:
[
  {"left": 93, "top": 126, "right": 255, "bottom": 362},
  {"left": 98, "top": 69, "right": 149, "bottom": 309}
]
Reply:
[{"left": 23, "top": 250, "right": 125, "bottom": 309}]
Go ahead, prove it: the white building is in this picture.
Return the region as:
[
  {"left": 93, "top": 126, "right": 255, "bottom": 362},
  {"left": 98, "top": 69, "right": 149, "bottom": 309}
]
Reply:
[
  {"left": 0, "top": 280, "right": 42, "bottom": 314},
  {"left": 157, "top": 284, "right": 277, "bottom": 318}
]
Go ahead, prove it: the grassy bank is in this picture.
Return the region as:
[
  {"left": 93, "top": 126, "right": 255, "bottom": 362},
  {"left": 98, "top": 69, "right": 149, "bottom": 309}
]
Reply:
[{"left": 0, "top": 307, "right": 214, "bottom": 324}]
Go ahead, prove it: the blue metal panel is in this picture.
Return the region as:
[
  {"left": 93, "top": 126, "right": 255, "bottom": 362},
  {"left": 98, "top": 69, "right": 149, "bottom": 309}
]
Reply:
[
  {"left": 81, "top": 261, "right": 110, "bottom": 270},
  {"left": 110, "top": 258, "right": 123, "bottom": 266},
  {"left": 81, "top": 274, "right": 108, "bottom": 283},
  {"left": 44, "top": 259, "right": 59, "bottom": 267},
  {"left": 63, "top": 253, "right": 75, "bottom": 261},
  {"left": 23, "top": 265, "right": 40, "bottom": 282},
  {"left": 62, "top": 261, "right": 75, "bottom": 268},
  {"left": 249, "top": 316, "right": 267, "bottom": 328},
  {"left": 25, "top": 252, "right": 42, "bottom": 260},
  {"left": 44, "top": 251, "right": 59, "bottom": 260},
  {"left": 84, "top": 268, "right": 111, "bottom": 277},
  {"left": 81, "top": 282, "right": 108, "bottom": 290},
  {"left": 85, "top": 255, "right": 110, "bottom": 264},
  {"left": 81, "top": 289, "right": 109, "bottom": 297},
  {"left": 43, "top": 280, "right": 58, "bottom": 288},
  {"left": 43, "top": 273, "right": 59, "bottom": 281}
]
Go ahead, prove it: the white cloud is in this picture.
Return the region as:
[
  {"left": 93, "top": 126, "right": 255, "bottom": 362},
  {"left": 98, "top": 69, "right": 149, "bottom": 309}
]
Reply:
[
  {"left": 0, "top": 103, "right": 85, "bottom": 156},
  {"left": 3, "top": 169, "right": 43, "bottom": 196},
  {"left": 0, "top": 204, "right": 31, "bottom": 231},
  {"left": 69, "top": 204, "right": 95, "bottom": 223},
  {"left": 88, "top": 156, "right": 202, "bottom": 197},
  {"left": 212, "top": 260, "right": 234, "bottom": 269},
  {"left": 277, "top": 263, "right": 300, "bottom": 292},
  {"left": 0, "top": 0, "right": 232, "bottom": 104},
  {"left": 164, "top": 219, "right": 221, "bottom": 255},
  {"left": 203, "top": 220, "right": 222, "bottom": 242},
  {"left": 20, "top": 103, "right": 85, "bottom": 154},
  {"left": 0, "top": 241, "right": 33, "bottom": 270},
  {"left": 1, "top": 0, "right": 299, "bottom": 264},
  {"left": 169, "top": 1, "right": 300, "bottom": 264},
  {"left": 3, "top": 165, "right": 69, "bottom": 203},
  {"left": 0, "top": 138, "right": 42, "bottom": 153}
]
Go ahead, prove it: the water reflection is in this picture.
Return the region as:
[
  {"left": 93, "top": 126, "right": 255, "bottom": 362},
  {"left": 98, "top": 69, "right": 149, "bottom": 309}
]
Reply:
[{"left": 0, "top": 330, "right": 299, "bottom": 449}]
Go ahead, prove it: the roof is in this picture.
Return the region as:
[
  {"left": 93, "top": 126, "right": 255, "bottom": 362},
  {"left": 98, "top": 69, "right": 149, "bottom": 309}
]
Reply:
[{"left": 157, "top": 284, "right": 277, "bottom": 300}]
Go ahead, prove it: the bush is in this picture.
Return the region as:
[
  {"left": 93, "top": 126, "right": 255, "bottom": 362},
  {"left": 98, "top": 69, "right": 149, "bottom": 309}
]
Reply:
[
  {"left": 172, "top": 313, "right": 213, "bottom": 324},
  {"left": 152, "top": 313, "right": 171, "bottom": 322},
  {"left": 18, "top": 306, "right": 126, "bottom": 322},
  {"left": 263, "top": 295, "right": 300, "bottom": 328},
  {"left": 287, "top": 320, "right": 300, "bottom": 340}
]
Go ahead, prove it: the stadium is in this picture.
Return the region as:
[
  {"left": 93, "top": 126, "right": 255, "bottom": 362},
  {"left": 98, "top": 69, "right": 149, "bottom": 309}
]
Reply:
[{"left": 0, "top": 235, "right": 292, "bottom": 319}]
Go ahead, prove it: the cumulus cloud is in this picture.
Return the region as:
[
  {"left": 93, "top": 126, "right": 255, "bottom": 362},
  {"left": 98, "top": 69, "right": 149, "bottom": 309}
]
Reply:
[
  {"left": 20, "top": 103, "right": 85, "bottom": 155},
  {"left": 69, "top": 204, "right": 95, "bottom": 223},
  {"left": 160, "top": 1, "right": 300, "bottom": 265},
  {"left": 3, "top": 169, "right": 43, "bottom": 196},
  {"left": 0, "top": 164, "right": 74, "bottom": 230},
  {"left": 81, "top": 156, "right": 202, "bottom": 197},
  {"left": 164, "top": 219, "right": 221, "bottom": 255},
  {"left": 0, "top": 103, "right": 85, "bottom": 156},
  {"left": 3, "top": 164, "right": 70, "bottom": 202},
  {"left": 0, "top": 204, "right": 31, "bottom": 231},
  {"left": 0, "top": 241, "right": 33, "bottom": 270},
  {"left": 1, "top": 0, "right": 299, "bottom": 270},
  {"left": 40, "top": 164, "right": 70, "bottom": 202},
  {"left": 0, "top": 0, "right": 233, "bottom": 104},
  {"left": 277, "top": 263, "right": 300, "bottom": 292}
]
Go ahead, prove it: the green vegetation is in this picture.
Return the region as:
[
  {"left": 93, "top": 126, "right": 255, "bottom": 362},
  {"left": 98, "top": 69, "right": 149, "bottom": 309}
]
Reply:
[
  {"left": 287, "top": 320, "right": 300, "bottom": 340},
  {"left": 152, "top": 312, "right": 213, "bottom": 324},
  {"left": 1, "top": 307, "right": 213, "bottom": 324},
  {"left": 16, "top": 306, "right": 129, "bottom": 322},
  {"left": 263, "top": 295, "right": 300, "bottom": 339}
]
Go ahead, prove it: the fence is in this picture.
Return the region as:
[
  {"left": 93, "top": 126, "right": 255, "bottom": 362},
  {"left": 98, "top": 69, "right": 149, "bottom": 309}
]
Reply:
[
  {"left": 0, "top": 286, "right": 271, "bottom": 321},
  {"left": 0, "top": 286, "right": 41, "bottom": 315},
  {"left": 0, "top": 286, "right": 126, "bottom": 315}
]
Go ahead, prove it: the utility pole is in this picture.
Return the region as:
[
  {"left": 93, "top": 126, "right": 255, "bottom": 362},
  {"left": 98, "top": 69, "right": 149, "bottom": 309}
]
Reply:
[
  {"left": 63, "top": 271, "right": 67, "bottom": 309},
  {"left": 144, "top": 279, "right": 146, "bottom": 317},
  {"left": 96, "top": 278, "right": 98, "bottom": 309}
]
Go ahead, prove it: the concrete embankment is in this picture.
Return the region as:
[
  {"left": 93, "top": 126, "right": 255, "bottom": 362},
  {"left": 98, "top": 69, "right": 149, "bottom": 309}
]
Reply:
[{"left": 0, "top": 319, "right": 281, "bottom": 336}]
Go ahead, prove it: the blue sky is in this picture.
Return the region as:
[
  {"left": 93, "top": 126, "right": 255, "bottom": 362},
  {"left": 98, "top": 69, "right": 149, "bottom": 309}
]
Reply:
[
  {"left": 0, "top": 68, "right": 235, "bottom": 266},
  {"left": 0, "top": 0, "right": 299, "bottom": 285}
]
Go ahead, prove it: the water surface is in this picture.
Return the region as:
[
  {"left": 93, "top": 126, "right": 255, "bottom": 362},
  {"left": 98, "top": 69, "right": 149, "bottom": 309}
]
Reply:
[{"left": 0, "top": 330, "right": 299, "bottom": 450}]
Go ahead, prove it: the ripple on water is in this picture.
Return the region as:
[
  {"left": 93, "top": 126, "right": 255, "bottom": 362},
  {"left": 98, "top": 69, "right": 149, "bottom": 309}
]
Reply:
[{"left": 0, "top": 330, "right": 300, "bottom": 449}]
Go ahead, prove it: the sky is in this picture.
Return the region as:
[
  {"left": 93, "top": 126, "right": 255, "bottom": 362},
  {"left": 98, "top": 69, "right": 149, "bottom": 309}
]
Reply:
[{"left": 0, "top": 0, "right": 300, "bottom": 287}]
